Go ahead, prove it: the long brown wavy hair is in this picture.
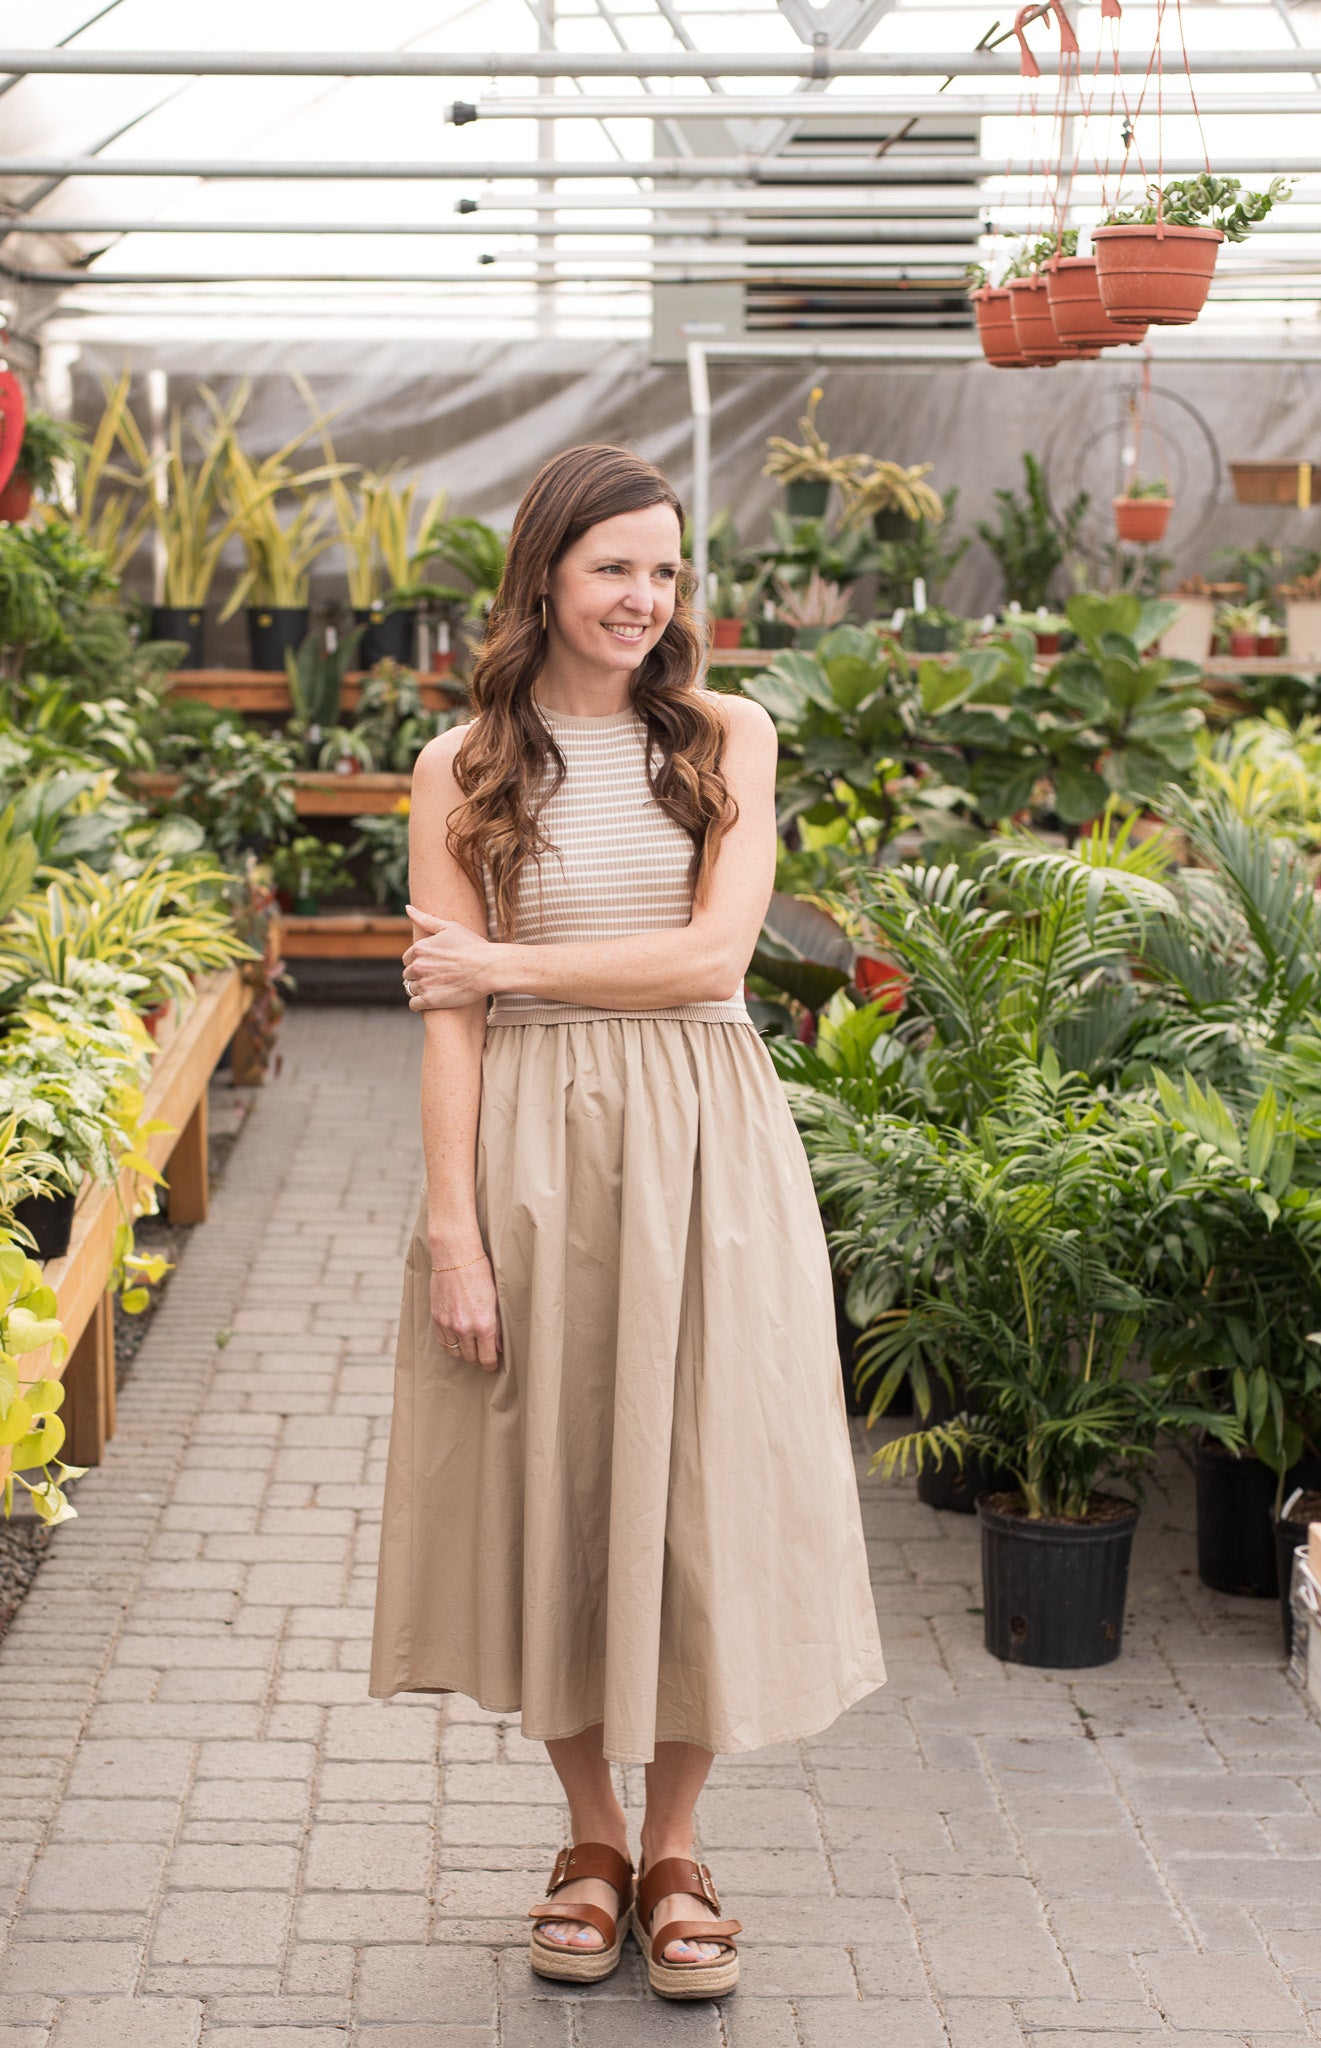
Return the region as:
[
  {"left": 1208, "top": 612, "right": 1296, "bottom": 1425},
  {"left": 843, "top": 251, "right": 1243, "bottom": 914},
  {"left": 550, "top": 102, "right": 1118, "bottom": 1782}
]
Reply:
[{"left": 447, "top": 444, "right": 737, "bottom": 939}]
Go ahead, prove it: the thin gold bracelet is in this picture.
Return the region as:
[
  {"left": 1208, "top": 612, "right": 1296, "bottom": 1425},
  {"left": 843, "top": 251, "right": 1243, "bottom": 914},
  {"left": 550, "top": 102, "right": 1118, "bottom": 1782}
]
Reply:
[{"left": 433, "top": 1249, "right": 487, "bottom": 1273}]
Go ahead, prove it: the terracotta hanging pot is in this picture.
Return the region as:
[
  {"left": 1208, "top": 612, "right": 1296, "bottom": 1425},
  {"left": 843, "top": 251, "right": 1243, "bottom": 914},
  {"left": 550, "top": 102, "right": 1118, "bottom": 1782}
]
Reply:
[
  {"left": 1092, "top": 223, "right": 1224, "bottom": 328},
  {"left": 1113, "top": 496, "right": 1175, "bottom": 545},
  {"left": 0, "top": 369, "right": 26, "bottom": 506},
  {"left": 0, "top": 472, "right": 33, "bottom": 523},
  {"left": 1047, "top": 255, "right": 1149, "bottom": 350},
  {"left": 1007, "top": 276, "right": 1067, "bottom": 364},
  {"left": 970, "top": 285, "right": 1025, "bottom": 368}
]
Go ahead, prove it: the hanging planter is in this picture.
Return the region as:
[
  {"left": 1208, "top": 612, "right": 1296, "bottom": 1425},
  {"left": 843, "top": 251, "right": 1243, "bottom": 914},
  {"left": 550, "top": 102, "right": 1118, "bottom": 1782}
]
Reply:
[
  {"left": 1093, "top": 221, "right": 1223, "bottom": 327},
  {"left": 1006, "top": 276, "right": 1068, "bottom": 365},
  {"left": 1047, "top": 256, "right": 1149, "bottom": 350},
  {"left": 970, "top": 285, "right": 1025, "bottom": 368},
  {"left": 1113, "top": 493, "right": 1175, "bottom": 545}
]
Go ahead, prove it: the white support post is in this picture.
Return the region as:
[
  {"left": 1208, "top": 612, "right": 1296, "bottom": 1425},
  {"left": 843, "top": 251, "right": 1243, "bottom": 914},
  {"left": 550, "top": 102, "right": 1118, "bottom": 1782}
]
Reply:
[{"left": 688, "top": 340, "right": 711, "bottom": 629}]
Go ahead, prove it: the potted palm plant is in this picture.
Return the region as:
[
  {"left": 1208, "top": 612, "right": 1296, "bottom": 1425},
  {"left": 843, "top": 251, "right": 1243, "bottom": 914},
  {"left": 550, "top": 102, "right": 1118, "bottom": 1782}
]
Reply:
[
  {"left": 1114, "top": 477, "right": 1174, "bottom": 546},
  {"left": 1095, "top": 174, "right": 1292, "bottom": 327},
  {"left": 812, "top": 1050, "right": 1238, "bottom": 1667},
  {"left": 762, "top": 388, "right": 870, "bottom": 520}
]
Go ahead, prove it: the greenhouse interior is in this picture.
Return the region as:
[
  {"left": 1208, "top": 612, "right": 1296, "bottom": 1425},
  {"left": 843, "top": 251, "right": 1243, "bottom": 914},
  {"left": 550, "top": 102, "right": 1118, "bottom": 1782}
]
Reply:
[{"left": 2, "top": 0, "right": 1321, "bottom": 2041}]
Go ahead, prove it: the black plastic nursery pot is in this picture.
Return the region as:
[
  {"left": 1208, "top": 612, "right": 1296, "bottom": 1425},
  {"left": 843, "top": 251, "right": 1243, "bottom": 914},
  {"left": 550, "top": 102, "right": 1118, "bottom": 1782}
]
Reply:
[
  {"left": 13, "top": 1188, "right": 76, "bottom": 1262},
  {"left": 917, "top": 1371, "right": 1016, "bottom": 1516},
  {"left": 785, "top": 478, "right": 830, "bottom": 520},
  {"left": 755, "top": 618, "right": 796, "bottom": 650},
  {"left": 247, "top": 606, "right": 309, "bottom": 672},
  {"left": 912, "top": 618, "right": 951, "bottom": 653},
  {"left": 872, "top": 507, "right": 917, "bottom": 543},
  {"left": 1193, "top": 1438, "right": 1321, "bottom": 1598},
  {"left": 150, "top": 605, "right": 206, "bottom": 668},
  {"left": 352, "top": 606, "right": 416, "bottom": 669},
  {"left": 979, "top": 1492, "right": 1139, "bottom": 1668}
]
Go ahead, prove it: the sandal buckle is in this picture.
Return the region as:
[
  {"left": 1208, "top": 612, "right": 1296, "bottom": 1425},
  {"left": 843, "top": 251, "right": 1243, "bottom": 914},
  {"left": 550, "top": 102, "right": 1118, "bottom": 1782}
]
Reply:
[
  {"left": 695, "top": 1861, "right": 720, "bottom": 1910},
  {"left": 549, "top": 1847, "right": 571, "bottom": 1891}
]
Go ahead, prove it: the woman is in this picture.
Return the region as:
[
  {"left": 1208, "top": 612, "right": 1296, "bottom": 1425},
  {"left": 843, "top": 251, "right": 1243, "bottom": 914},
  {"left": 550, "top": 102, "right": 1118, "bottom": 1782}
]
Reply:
[{"left": 369, "top": 444, "right": 885, "bottom": 2002}]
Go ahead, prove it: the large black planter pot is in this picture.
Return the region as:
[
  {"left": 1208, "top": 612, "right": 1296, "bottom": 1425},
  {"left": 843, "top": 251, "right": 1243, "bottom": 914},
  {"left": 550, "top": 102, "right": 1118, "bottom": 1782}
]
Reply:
[
  {"left": 1193, "top": 1439, "right": 1321, "bottom": 1598},
  {"left": 755, "top": 617, "right": 795, "bottom": 650},
  {"left": 247, "top": 606, "right": 309, "bottom": 672},
  {"left": 352, "top": 606, "right": 416, "bottom": 669},
  {"left": 979, "top": 1493, "right": 1139, "bottom": 1669},
  {"left": 785, "top": 478, "right": 830, "bottom": 520},
  {"left": 917, "top": 1371, "right": 1016, "bottom": 1515},
  {"left": 150, "top": 605, "right": 206, "bottom": 668},
  {"left": 13, "top": 1188, "right": 76, "bottom": 1261}
]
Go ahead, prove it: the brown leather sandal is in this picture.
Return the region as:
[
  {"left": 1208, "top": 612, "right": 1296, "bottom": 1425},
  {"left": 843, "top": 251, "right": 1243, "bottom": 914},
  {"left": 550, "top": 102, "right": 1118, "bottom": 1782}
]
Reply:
[
  {"left": 632, "top": 1855, "right": 742, "bottom": 2000},
  {"left": 527, "top": 1842, "right": 634, "bottom": 1983}
]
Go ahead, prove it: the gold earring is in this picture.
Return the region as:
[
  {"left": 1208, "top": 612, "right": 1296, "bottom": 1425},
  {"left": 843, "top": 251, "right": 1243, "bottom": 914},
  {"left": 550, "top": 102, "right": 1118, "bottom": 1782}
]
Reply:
[{"left": 540, "top": 596, "right": 548, "bottom": 631}]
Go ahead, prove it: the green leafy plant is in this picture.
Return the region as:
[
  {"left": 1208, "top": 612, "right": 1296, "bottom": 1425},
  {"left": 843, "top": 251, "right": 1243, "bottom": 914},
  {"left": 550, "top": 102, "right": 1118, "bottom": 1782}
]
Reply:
[
  {"left": 1120, "top": 477, "right": 1171, "bottom": 501},
  {"left": 418, "top": 516, "right": 509, "bottom": 623},
  {"left": 977, "top": 453, "right": 1089, "bottom": 612},
  {"left": 0, "top": 1236, "right": 85, "bottom": 1525},
  {"left": 1105, "top": 173, "right": 1292, "bottom": 242},
  {"left": 804, "top": 1053, "right": 1241, "bottom": 1518},
  {"left": 270, "top": 836, "right": 352, "bottom": 907},
  {"left": 351, "top": 801, "right": 411, "bottom": 910},
  {"left": 840, "top": 461, "right": 944, "bottom": 532},
  {"left": 13, "top": 410, "right": 84, "bottom": 497},
  {"left": 283, "top": 627, "right": 365, "bottom": 762},
  {"left": 350, "top": 661, "right": 449, "bottom": 771},
  {"left": 165, "top": 720, "right": 297, "bottom": 860}
]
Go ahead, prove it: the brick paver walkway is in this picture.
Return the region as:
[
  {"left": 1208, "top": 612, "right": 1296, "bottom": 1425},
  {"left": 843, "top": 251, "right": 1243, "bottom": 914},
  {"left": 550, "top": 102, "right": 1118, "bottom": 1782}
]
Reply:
[{"left": 0, "top": 1007, "right": 1317, "bottom": 2046}]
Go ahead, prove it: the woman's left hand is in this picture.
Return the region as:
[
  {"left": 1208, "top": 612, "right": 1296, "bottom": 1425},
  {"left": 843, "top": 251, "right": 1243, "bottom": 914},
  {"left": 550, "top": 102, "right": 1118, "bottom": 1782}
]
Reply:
[{"left": 403, "top": 906, "right": 497, "bottom": 1010}]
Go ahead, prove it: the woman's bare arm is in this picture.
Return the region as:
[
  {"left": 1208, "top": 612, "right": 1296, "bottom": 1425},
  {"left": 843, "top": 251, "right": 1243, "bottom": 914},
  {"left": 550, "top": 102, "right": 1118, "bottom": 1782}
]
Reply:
[
  {"left": 404, "top": 696, "right": 779, "bottom": 1012},
  {"left": 410, "top": 729, "right": 501, "bottom": 1371}
]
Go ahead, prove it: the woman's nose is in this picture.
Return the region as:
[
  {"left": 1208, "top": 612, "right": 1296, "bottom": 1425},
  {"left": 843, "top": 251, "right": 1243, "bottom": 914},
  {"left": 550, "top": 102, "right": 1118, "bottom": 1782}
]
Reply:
[{"left": 620, "top": 575, "right": 653, "bottom": 612}]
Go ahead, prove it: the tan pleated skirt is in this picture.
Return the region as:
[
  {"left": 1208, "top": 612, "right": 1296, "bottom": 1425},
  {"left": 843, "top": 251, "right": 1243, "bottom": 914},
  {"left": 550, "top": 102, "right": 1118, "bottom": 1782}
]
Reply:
[{"left": 368, "top": 1016, "right": 886, "bottom": 1764}]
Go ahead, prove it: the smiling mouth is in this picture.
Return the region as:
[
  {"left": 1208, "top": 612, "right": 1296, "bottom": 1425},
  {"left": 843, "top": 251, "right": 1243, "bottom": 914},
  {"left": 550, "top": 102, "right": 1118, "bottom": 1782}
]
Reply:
[{"left": 604, "top": 623, "right": 649, "bottom": 641}]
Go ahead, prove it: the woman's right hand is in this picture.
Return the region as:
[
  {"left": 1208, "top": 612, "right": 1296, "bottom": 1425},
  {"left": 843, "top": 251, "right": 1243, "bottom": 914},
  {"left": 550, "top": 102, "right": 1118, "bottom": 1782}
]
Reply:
[{"left": 430, "top": 1254, "right": 502, "bottom": 1372}]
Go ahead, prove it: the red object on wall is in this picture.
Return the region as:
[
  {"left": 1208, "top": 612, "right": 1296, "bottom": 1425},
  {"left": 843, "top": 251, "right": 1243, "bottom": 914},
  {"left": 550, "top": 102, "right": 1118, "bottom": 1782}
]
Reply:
[{"left": 0, "top": 370, "right": 27, "bottom": 508}]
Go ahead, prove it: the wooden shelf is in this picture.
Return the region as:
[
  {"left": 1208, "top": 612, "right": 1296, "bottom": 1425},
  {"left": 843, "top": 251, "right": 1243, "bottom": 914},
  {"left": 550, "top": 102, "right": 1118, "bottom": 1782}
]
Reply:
[
  {"left": 131, "top": 769, "right": 412, "bottom": 817},
  {"left": 166, "top": 668, "right": 463, "bottom": 712},
  {"left": 3, "top": 968, "right": 251, "bottom": 1481},
  {"left": 283, "top": 913, "right": 412, "bottom": 960}
]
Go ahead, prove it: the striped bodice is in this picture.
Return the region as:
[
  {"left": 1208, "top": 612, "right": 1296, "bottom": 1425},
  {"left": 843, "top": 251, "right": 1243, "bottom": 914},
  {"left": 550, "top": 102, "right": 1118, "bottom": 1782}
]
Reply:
[{"left": 481, "top": 702, "right": 750, "bottom": 1026}]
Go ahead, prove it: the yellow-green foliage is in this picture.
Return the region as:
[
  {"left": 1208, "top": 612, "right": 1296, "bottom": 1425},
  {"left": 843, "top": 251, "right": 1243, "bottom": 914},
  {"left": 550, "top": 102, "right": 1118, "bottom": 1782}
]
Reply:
[{"left": 0, "top": 1236, "right": 82, "bottom": 1525}]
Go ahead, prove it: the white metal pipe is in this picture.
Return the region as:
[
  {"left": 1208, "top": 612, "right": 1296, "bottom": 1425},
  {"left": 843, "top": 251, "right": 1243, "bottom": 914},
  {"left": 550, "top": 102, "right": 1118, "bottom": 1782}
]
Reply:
[
  {"left": 2, "top": 47, "right": 1321, "bottom": 77},
  {"left": 0, "top": 155, "right": 1307, "bottom": 180},
  {"left": 448, "top": 91, "right": 1321, "bottom": 119},
  {"left": 0, "top": 217, "right": 987, "bottom": 238},
  {"left": 687, "top": 341, "right": 711, "bottom": 625}
]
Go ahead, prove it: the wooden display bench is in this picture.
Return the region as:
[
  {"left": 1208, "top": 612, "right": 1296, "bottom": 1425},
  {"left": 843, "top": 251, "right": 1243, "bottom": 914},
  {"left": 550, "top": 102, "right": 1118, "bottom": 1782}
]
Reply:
[
  {"left": 283, "top": 913, "right": 412, "bottom": 960},
  {"left": 166, "top": 668, "right": 463, "bottom": 712},
  {"left": 1, "top": 968, "right": 251, "bottom": 1483},
  {"left": 131, "top": 770, "right": 412, "bottom": 818}
]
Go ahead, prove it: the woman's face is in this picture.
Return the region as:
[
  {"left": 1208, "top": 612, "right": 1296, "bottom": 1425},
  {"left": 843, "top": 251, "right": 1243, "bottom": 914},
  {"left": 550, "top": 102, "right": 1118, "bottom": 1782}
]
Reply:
[{"left": 543, "top": 503, "right": 682, "bottom": 678}]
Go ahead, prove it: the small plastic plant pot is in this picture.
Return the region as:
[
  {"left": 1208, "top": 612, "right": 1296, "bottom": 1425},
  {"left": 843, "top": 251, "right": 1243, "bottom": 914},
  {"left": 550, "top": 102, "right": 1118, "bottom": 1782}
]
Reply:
[
  {"left": 0, "top": 471, "right": 34, "bottom": 522},
  {"left": 1092, "top": 222, "right": 1224, "bottom": 327},
  {"left": 1046, "top": 255, "right": 1150, "bottom": 350},
  {"left": 1113, "top": 495, "right": 1174, "bottom": 545},
  {"left": 970, "top": 285, "right": 1024, "bottom": 368},
  {"left": 710, "top": 616, "right": 745, "bottom": 649},
  {"left": 1007, "top": 276, "right": 1068, "bottom": 364},
  {"left": 1228, "top": 630, "right": 1259, "bottom": 659}
]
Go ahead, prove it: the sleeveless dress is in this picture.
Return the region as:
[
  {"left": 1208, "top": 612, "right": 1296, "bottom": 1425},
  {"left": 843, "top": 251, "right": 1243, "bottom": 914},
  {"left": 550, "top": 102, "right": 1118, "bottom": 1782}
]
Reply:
[{"left": 368, "top": 701, "right": 886, "bottom": 1763}]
